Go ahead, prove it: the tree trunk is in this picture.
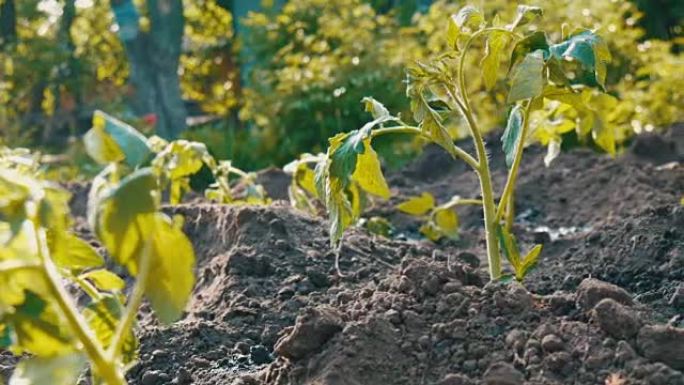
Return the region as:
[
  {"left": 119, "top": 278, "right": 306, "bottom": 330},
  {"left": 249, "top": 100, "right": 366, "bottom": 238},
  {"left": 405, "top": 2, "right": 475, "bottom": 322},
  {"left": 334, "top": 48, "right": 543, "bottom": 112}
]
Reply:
[
  {"left": 111, "top": 0, "right": 187, "bottom": 139},
  {"left": 0, "top": 0, "right": 16, "bottom": 48}
]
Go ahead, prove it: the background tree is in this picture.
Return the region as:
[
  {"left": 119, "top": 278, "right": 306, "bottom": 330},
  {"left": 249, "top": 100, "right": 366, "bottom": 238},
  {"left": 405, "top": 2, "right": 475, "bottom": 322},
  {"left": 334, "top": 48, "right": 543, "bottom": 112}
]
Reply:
[{"left": 111, "top": 0, "right": 187, "bottom": 139}]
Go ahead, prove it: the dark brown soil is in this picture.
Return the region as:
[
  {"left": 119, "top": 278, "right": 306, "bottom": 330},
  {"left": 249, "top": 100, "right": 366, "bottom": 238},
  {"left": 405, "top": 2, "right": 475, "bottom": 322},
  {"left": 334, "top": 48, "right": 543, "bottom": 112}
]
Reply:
[{"left": 1, "top": 126, "right": 683, "bottom": 385}]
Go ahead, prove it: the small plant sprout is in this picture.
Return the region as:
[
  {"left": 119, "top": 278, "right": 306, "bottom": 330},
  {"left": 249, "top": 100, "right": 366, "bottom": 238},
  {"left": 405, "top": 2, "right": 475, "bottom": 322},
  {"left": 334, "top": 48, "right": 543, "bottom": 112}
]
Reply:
[
  {"left": 396, "top": 193, "right": 481, "bottom": 242},
  {"left": 316, "top": 4, "right": 612, "bottom": 281}
]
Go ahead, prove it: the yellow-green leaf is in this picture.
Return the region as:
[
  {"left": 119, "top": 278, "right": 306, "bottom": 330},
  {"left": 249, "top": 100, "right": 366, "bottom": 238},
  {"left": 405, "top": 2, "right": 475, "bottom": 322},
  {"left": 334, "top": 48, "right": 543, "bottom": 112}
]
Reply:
[
  {"left": 362, "top": 97, "right": 390, "bottom": 120},
  {"left": 83, "top": 295, "right": 138, "bottom": 365},
  {"left": 482, "top": 30, "right": 510, "bottom": 90},
  {"left": 9, "top": 353, "right": 85, "bottom": 385},
  {"left": 79, "top": 269, "right": 126, "bottom": 292},
  {"left": 351, "top": 139, "right": 390, "bottom": 199},
  {"left": 453, "top": 5, "right": 484, "bottom": 31},
  {"left": 519, "top": 244, "right": 543, "bottom": 281},
  {"left": 419, "top": 221, "right": 442, "bottom": 242},
  {"left": 51, "top": 233, "right": 104, "bottom": 272},
  {"left": 509, "top": 5, "right": 543, "bottom": 30},
  {"left": 433, "top": 208, "right": 459, "bottom": 239},
  {"left": 84, "top": 110, "right": 151, "bottom": 167},
  {"left": 396, "top": 192, "right": 435, "bottom": 216},
  {"left": 143, "top": 213, "right": 196, "bottom": 324}
]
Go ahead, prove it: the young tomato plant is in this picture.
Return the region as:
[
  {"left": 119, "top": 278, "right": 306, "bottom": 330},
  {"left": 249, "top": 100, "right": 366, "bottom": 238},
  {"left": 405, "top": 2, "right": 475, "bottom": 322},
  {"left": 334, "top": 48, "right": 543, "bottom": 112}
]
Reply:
[
  {"left": 85, "top": 110, "right": 269, "bottom": 206},
  {"left": 0, "top": 143, "right": 196, "bottom": 383},
  {"left": 316, "top": 5, "right": 612, "bottom": 281}
]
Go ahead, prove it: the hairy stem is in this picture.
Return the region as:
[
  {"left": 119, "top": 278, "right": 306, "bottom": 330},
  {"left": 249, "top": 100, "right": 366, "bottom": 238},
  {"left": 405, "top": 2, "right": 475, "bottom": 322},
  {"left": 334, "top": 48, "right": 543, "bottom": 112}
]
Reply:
[
  {"left": 33, "top": 223, "right": 126, "bottom": 385},
  {"left": 456, "top": 29, "right": 510, "bottom": 280}
]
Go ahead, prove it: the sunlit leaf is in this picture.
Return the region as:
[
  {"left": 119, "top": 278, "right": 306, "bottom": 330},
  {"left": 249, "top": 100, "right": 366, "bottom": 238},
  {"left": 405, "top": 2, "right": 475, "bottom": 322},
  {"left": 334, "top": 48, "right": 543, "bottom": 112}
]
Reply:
[
  {"left": 51, "top": 233, "right": 104, "bottom": 272},
  {"left": 79, "top": 269, "right": 125, "bottom": 292},
  {"left": 433, "top": 208, "right": 459, "bottom": 239},
  {"left": 481, "top": 30, "right": 511, "bottom": 90},
  {"left": 9, "top": 353, "right": 85, "bottom": 385},
  {"left": 362, "top": 97, "right": 390, "bottom": 120},
  {"left": 508, "top": 50, "right": 545, "bottom": 103},
  {"left": 88, "top": 110, "right": 151, "bottom": 167},
  {"left": 83, "top": 295, "right": 138, "bottom": 365},
  {"left": 502, "top": 104, "right": 524, "bottom": 167},
  {"left": 351, "top": 139, "right": 390, "bottom": 199},
  {"left": 519, "top": 244, "right": 542, "bottom": 281},
  {"left": 4, "top": 292, "right": 74, "bottom": 357},
  {"left": 453, "top": 5, "right": 484, "bottom": 31},
  {"left": 396, "top": 192, "right": 435, "bottom": 216}
]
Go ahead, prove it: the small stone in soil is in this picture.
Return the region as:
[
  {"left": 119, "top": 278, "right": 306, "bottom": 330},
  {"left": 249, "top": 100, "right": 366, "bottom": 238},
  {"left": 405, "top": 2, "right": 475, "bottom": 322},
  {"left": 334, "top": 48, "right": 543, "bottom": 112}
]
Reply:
[
  {"left": 482, "top": 362, "right": 524, "bottom": 385},
  {"left": 576, "top": 278, "right": 634, "bottom": 311},
  {"left": 437, "top": 373, "right": 473, "bottom": 385},
  {"left": 591, "top": 298, "right": 642, "bottom": 339},
  {"left": 637, "top": 324, "right": 684, "bottom": 370},
  {"left": 541, "top": 334, "right": 564, "bottom": 353},
  {"left": 141, "top": 370, "right": 169, "bottom": 385}
]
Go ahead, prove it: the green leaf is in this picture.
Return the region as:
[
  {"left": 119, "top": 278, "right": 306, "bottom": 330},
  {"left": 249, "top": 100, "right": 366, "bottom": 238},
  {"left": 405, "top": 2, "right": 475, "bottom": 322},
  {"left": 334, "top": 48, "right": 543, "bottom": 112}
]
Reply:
[
  {"left": 507, "top": 50, "right": 545, "bottom": 103},
  {"left": 363, "top": 216, "right": 393, "bottom": 238},
  {"left": 396, "top": 192, "right": 435, "bottom": 216},
  {"left": 329, "top": 132, "right": 365, "bottom": 189},
  {"left": 447, "top": 15, "right": 460, "bottom": 49},
  {"left": 84, "top": 110, "right": 151, "bottom": 167},
  {"left": 51, "top": 233, "right": 104, "bottom": 272},
  {"left": 509, "top": 31, "right": 549, "bottom": 72},
  {"left": 496, "top": 225, "right": 521, "bottom": 272},
  {"left": 519, "top": 244, "right": 543, "bottom": 281},
  {"left": 79, "top": 269, "right": 126, "bottom": 292},
  {"left": 83, "top": 294, "right": 138, "bottom": 365},
  {"left": 481, "top": 30, "right": 511, "bottom": 90},
  {"left": 549, "top": 30, "right": 611, "bottom": 89},
  {"left": 351, "top": 139, "right": 390, "bottom": 199},
  {"left": 510, "top": 5, "right": 543, "bottom": 29},
  {"left": 453, "top": 5, "right": 484, "bottom": 31},
  {"left": 9, "top": 353, "right": 85, "bottom": 385},
  {"left": 362, "top": 97, "right": 390, "bottom": 120},
  {"left": 502, "top": 105, "right": 524, "bottom": 167},
  {"left": 419, "top": 221, "right": 442, "bottom": 242}
]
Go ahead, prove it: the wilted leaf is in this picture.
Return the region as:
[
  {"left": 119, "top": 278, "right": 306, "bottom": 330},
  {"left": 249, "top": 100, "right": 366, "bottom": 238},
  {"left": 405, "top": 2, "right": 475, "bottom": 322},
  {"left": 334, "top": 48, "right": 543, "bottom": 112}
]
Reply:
[
  {"left": 9, "top": 353, "right": 85, "bottom": 385},
  {"left": 508, "top": 50, "right": 545, "bottom": 103},
  {"left": 502, "top": 105, "right": 524, "bottom": 167},
  {"left": 544, "top": 140, "right": 561, "bottom": 167},
  {"left": 396, "top": 192, "right": 435, "bottom": 216},
  {"left": 362, "top": 97, "right": 390, "bottom": 120},
  {"left": 351, "top": 139, "right": 390, "bottom": 199},
  {"left": 453, "top": 5, "right": 484, "bottom": 31}
]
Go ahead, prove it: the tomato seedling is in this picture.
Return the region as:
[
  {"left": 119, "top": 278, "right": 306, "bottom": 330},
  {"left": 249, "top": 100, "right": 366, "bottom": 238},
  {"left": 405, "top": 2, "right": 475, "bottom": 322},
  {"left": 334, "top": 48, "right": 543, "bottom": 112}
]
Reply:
[{"left": 315, "top": 5, "right": 612, "bottom": 281}]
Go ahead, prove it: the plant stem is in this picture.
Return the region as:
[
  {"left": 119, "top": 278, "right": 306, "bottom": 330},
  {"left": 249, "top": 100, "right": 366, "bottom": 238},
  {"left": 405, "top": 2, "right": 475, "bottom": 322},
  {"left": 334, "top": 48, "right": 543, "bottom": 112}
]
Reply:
[
  {"left": 371, "top": 125, "right": 479, "bottom": 170},
  {"left": 456, "top": 29, "right": 507, "bottom": 280},
  {"left": 495, "top": 101, "right": 533, "bottom": 224},
  {"left": 73, "top": 275, "right": 103, "bottom": 301},
  {"left": 107, "top": 234, "right": 153, "bottom": 361},
  {"left": 33, "top": 223, "right": 126, "bottom": 385}
]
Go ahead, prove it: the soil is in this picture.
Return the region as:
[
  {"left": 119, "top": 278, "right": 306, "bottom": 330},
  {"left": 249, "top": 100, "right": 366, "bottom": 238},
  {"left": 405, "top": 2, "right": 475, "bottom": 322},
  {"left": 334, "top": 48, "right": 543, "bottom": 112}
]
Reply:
[{"left": 1, "top": 126, "right": 683, "bottom": 385}]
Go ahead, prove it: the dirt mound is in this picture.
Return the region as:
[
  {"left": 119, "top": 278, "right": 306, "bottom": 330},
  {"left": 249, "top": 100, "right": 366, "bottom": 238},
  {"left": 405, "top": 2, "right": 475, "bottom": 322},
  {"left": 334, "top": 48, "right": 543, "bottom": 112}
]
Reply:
[{"left": 2, "top": 130, "right": 683, "bottom": 385}]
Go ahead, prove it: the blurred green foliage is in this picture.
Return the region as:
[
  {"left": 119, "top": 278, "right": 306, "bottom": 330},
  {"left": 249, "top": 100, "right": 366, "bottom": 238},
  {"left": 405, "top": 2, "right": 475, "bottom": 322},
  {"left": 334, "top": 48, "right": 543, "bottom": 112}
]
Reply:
[{"left": 0, "top": 0, "right": 682, "bottom": 173}]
